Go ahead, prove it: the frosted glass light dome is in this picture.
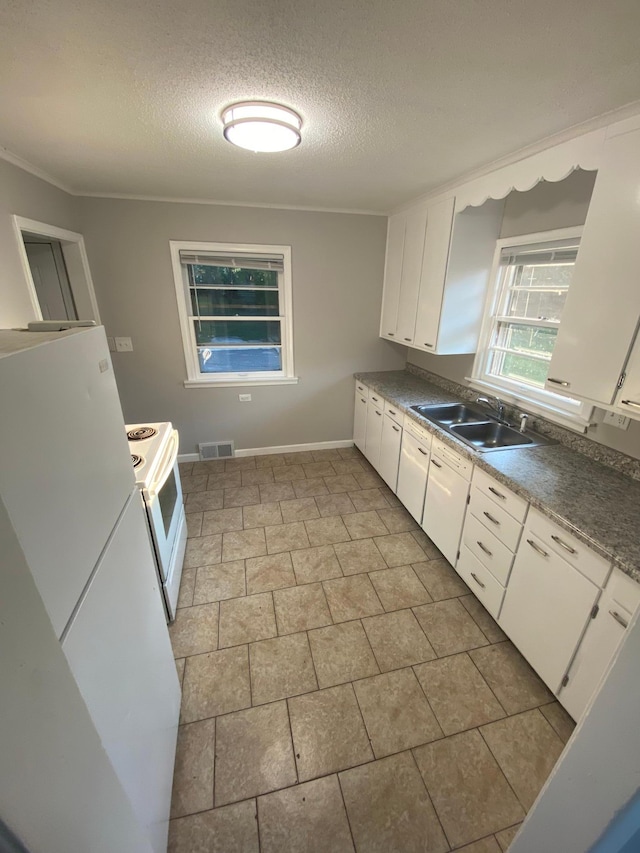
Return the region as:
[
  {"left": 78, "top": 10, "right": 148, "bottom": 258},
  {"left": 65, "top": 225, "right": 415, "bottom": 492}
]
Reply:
[{"left": 222, "top": 102, "right": 302, "bottom": 153}]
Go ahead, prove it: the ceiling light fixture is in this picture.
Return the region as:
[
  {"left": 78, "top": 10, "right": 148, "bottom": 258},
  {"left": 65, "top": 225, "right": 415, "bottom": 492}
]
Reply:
[{"left": 221, "top": 101, "right": 302, "bottom": 153}]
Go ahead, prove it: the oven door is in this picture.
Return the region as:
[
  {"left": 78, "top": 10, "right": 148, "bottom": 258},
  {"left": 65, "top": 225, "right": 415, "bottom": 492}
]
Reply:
[{"left": 144, "top": 430, "right": 184, "bottom": 585}]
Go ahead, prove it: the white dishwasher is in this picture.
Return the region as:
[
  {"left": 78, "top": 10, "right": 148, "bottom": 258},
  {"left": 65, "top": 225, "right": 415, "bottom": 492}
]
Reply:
[{"left": 422, "top": 437, "right": 473, "bottom": 565}]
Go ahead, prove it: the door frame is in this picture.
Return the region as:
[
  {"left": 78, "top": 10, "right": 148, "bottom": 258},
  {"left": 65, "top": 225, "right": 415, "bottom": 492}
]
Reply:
[{"left": 12, "top": 216, "right": 100, "bottom": 323}]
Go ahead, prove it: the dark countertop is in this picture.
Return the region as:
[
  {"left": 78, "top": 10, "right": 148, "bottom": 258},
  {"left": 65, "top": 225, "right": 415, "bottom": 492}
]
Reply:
[{"left": 355, "top": 370, "right": 640, "bottom": 583}]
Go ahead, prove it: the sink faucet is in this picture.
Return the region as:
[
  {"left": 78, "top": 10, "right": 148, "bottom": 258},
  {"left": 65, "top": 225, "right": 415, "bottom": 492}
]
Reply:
[{"left": 476, "top": 394, "right": 507, "bottom": 424}]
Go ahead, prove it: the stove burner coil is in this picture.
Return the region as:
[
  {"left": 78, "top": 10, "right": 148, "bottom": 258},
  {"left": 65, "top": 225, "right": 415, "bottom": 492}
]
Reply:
[
  {"left": 131, "top": 454, "right": 144, "bottom": 469},
  {"left": 127, "top": 426, "right": 158, "bottom": 442}
]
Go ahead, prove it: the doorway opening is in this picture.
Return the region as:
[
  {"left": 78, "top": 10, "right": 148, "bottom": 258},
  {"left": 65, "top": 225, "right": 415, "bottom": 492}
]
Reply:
[{"left": 12, "top": 216, "right": 100, "bottom": 324}]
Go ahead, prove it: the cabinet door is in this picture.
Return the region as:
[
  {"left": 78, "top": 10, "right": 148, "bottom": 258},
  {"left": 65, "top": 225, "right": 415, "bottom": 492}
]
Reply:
[
  {"left": 378, "top": 413, "right": 403, "bottom": 491},
  {"left": 380, "top": 214, "right": 405, "bottom": 340},
  {"left": 364, "top": 401, "right": 384, "bottom": 468},
  {"left": 395, "top": 204, "right": 428, "bottom": 344},
  {"left": 614, "top": 329, "right": 640, "bottom": 418},
  {"left": 546, "top": 129, "right": 640, "bottom": 404},
  {"left": 499, "top": 532, "right": 600, "bottom": 694},
  {"left": 396, "top": 431, "right": 430, "bottom": 522},
  {"left": 414, "top": 197, "right": 456, "bottom": 351},
  {"left": 353, "top": 391, "right": 368, "bottom": 452},
  {"left": 422, "top": 457, "right": 470, "bottom": 565}
]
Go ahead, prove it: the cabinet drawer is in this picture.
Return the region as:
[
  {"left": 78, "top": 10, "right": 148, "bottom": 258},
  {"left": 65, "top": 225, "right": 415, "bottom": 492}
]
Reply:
[
  {"left": 432, "top": 436, "right": 472, "bottom": 480},
  {"left": 403, "top": 415, "right": 433, "bottom": 446},
  {"left": 463, "top": 512, "right": 514, "bottom": 586},
  {"left": 468, "top": 488, "right": 523, "bottom": 552},
  {"left": 384, "top": 399, "right": 404, "bottom": 425},
  {"left": 605, "top": 567, "right": 640, "bottom": 614},
  {"left": 456, "top": 546, "right": 506, "bottom": 620},
  {"left": 472, "top": 467, "right": 528, "bottom": 523},
  {"left": 527, "top": 507, "right": 611, "bottom": 587},
  {"left": 355, "top": 380, "right": 369, "bottom": 399},
  {"left": 368, "top": 391, "right": 384, "bottom": 408}
]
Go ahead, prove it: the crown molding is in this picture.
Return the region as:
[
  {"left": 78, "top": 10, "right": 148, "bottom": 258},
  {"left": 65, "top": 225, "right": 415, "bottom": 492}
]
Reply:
[{"left": 0, "top": 145, "right": 75, "bottom": 194}]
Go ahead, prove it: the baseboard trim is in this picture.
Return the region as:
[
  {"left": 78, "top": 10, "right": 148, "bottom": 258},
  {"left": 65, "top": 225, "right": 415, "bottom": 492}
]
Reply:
[{"left": 178, "top": 439, "right": 354, "bottom": 464}]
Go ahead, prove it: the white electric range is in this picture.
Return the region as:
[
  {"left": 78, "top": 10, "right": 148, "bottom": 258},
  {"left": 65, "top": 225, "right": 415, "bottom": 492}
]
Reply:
[{"left": 126, "top": 422, "right": 187, "bottom": 621}]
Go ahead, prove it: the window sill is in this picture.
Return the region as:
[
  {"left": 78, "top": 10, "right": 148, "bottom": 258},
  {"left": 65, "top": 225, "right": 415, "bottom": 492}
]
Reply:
[
  {"left": 184, "top": 377, "right": 299, "bottom": 389},
  {"left": 467, "top": 376, "right": 594, "bottom": 433}
]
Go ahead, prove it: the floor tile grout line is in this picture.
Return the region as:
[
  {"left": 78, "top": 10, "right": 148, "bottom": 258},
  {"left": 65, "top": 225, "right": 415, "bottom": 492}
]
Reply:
[
  {"left": 284, "top": 698, "right": 300, "bottom": 785},
  {"left": 466, "top": 649, "right": 509, "bottom": 718},
  {"left": 408, "top": 746, "right": 454, "bottom": 851},
  {"left": 336, "top": 772, "right": 359, "bottom": 853},
  {"left": 477, "top": 724, "right": 530, "bottom": 818},
  {"left": 409, "top": 664, "right": 446, "bottom": 743}
]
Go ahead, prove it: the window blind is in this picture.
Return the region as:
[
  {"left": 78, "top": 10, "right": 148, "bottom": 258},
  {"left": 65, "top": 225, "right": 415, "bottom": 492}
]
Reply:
[
  {"left": 179, "top": 250, "right": 284, "bottom": 273},
  {"left": 499, "top": 239, "right": 580, "bottom": 267}
]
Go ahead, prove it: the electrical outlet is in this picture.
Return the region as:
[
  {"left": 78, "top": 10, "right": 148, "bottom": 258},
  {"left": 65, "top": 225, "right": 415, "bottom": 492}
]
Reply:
[
  {"left": 114, "top": 337, "right": 133, "bottom": 352},
  {"left": 239, "top": 394, "right": 252, "bottom": 402},
  {"left": 106, "top": 336, "right": 116, "bottom": 352},
  {"left": 603, "top": 410, "right": 631, "bottom": 430}
]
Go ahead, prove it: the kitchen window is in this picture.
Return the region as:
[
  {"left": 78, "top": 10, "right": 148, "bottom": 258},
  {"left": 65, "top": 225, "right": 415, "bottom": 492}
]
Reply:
[
  {"left": 471, "top": 227, "right": 593, "bottom": 428},
  {"left": 170, "top": 241, "right": 296, "bottom": 387}
]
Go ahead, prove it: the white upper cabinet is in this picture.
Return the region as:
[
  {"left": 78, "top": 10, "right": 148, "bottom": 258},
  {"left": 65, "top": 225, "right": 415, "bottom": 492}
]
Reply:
[
  {"left": 380, "top": 203, "right": 427, "bottom": 345},
  {"left": 546, "top": 128, "right": 640, "bottom": 405},
  {"left": 380, "top": 195, "right": 503, "bottom": 355},
  {"left": 614, "top": 327, "right": 640, "bottom": 416}
]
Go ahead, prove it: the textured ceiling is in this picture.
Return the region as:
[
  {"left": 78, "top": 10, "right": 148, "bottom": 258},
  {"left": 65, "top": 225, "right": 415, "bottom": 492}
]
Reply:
[{"left": 0, "top": 0, "right": 639, "bottom": 211}]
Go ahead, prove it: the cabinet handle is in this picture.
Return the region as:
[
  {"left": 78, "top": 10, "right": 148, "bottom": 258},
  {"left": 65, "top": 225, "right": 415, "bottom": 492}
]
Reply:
[
  {"left": 387, "top": 332, "right": 395, "bottom": 336},
  {"left": 360, "top": 397, "right": 367, "bottom": 404},
  {"left": 388, "top": 409, "right": 396, "bottom": 415},
  {"left": 488, "top": 486, "right": 506, "bottom": 500},
  {"left": 372, "top": 396, "right": 379, "bottom": 402},
  {"left": 548, "top": 377, "right": 571, "bottom": 388},
  {"left": 431, "top": 459, "right": 443, "bottom": 468},
  {"left": 424, "top": 343, "right": 434, "bottom": 348},
  {"left": 404, "top": 337, "right": 412, "bottom": 342},
  {"left": 551, "top": 534, "right": 577, "bottom": 555},
  {"left": 483, "top": 511, "right": 500, "bottom": 526},
  {"left": 527, "top": 538, "right": 549, "bottom": 558},
  {"left": 357, "top": 385, "right": 364, "bottom": 391},
  {"left": 470, "top": 572, "right": 486, "bottom": 589},
  {"left": 609, "top": 610, "right": 629, "bottom": 629},
  {"left": 375, "top": 411, "right": 382, "bottom": 417},
  {"left": 476, "top": 540, "right": 493, "bottom": 557},
  {"left": 392, "top": 425, "right": 400, "bottom": 432},
  {"left": 621, "top": 399, "right": 640, "bottom": 409},
  {"left": 418, "top": 447, "right": 428, "bottom": 456}
]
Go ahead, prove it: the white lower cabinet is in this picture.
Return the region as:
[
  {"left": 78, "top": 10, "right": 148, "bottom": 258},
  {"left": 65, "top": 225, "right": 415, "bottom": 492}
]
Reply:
[
  {"left": 499, "top": 515, "right": 601, "bottom": 694},
  {"left": 353, "top": 389, "right": 368, "bottom": 453},
  {"left": 378, "top": 413, "right": 403, "bottom": 491},
  {"left": 364, "top": 396, "right": 384, "bottom": 467},
  {"left": 396, "top": 419, "right": 432, "bottom": 522},
  {"left": 457, "top": 546, "right": 506, "bottom": 619},
  {"left": 558, "top": 568, "right": 640, "bottom": 720},
  {"left": 422, "top": 438, "right": 472, "bottom": 565}
]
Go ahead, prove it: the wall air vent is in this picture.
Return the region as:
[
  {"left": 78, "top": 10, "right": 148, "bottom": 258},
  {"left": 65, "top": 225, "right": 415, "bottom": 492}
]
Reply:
[{"left": 198, "top": 441, "right": 235, "bottom": 460}]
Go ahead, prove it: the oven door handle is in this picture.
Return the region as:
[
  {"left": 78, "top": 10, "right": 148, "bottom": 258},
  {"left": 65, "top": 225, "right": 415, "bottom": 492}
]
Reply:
[{"left": 149, "top": 429, "right": 180, "bottom": 495}]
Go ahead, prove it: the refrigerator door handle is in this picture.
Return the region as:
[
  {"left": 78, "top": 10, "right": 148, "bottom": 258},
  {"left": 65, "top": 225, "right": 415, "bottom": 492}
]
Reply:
[{"left": 149, "top": 430, "right": 179, "bottom": 496}]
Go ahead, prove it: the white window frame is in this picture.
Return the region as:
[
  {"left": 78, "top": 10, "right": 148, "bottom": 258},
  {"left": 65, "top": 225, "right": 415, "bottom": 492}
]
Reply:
[
  {"left": 170, "top": 241, "right": 297, "bottom": 388},
  {"left": 470, "top": 226, "right": 594, "bottom": 431}
]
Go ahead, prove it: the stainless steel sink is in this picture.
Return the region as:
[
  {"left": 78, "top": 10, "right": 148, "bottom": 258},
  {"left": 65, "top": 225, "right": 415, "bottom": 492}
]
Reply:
[
  {"left": 411, "top": 403, "right": 488, "bottom": 425},
  {"left": 411, "top": 402, "right": 555, "bottom": 452}
]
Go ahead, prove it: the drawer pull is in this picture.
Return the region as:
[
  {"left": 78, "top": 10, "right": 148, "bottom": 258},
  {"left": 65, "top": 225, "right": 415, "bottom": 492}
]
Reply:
[
  {"left": 488, "top": 486, "right": 506, "bottom": 500},
  {"left": 476, "top": 540, "right": 493, "bottom": 557},
  {"left": 470, "top": 572, "right": 485, "bottom": 589},
  {"left": 551, "top": 534, "right": 577, "bottom": 555},
  {"left": 431, "top": 459, "right": 443, "bottom": 468},
  {"left": 389, "top": 409, "right": 397, "bottom": 415},
  {"left": 621, "top": 399, "right": 640, "bottom": 409},
  {"left": 609, "top": 610, "right": 629, "bottom": 629},
  {"left": 387, "top": 332, "right": 395, "bottom": 336},
  {"left": 372, "top": 396, "right": 379, "bottom": 402},
  {"left": 483, "top": 511, "right": 500, "bottom": 526},
  {"left": 527, "top": 538, "right": 549, "bottom": 558},
  {"left": 392, "top": 425, "right": 400, "bottom": 432},
  {"left": 404, "top": 337, "right": 412, "bottom": 342},
  {"left": 357, "top": 385, "right": 364, "bottom": 391},
  {"left": 360, "top": 397, "right": 367, "bottom": 403},
  {"left": 418, "top": 447, "right": 428, "bottom": 456},
  {"left": 424, "top": 343, "right": 434, "bottom": 348},
  {"left": 375, "top": 411, "right": 382, "bottom": 417},
  {"left": 548, "top": 377, "right": 571, "bottom": 388}
]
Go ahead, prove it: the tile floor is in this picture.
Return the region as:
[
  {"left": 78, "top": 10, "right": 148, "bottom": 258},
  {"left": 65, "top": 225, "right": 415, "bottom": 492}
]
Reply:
[{"left": 168, "top": 448, "right": 575, "bottom": 852}]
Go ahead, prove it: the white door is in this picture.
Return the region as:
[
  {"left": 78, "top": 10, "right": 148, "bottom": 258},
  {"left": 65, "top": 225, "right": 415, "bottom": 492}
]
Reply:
[
  {"left": 378, "top": 413, "right": 402, "bottom": 491},
  {"left": 396, "top": 431, "right": 430, "bottom": 522},
  {"left": 62, "top": 492, "right": 180, "bottom": 853},
  {"left": 364, "top": 400, "right": 384, "bottom": 467},
  {"left": 395, "top": 203, "right": 428, "bottom": 344},
  {"left": 353, "top": 390, "right": 368, "bottom": 452},
  {"left": 422, "top": 456, "right": 470, "bottom": 565},
  {"left": 379, "top": 214, "right": 405, "bottom": 340},
  {"left": 546, "top": 128, "right": 640, "bottom": 404},
  {"left": 414, "top": 197, "right": 455, "bottom": 351},
  {"left": 614, "top": 329, "right": 640, "bottom": 417},
  {"left": 499, "top": 532, "right": 600, "bottom": 693},
  {"left": 0, "top": 326, "right": 135, "bottom": 637},
  {"left": 25, "top": 239, "right": 77, "bottom": 320}
]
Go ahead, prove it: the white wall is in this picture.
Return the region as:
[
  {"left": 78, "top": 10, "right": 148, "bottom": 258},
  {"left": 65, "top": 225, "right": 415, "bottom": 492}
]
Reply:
[
  {"left": 78, "top": 197, "right": 405, "bottom": 453},
  {"left": 0, "top": 494, "right": 153, "bottom": 853},
  {"left": 0, "top": 159, "right": 81, "bottom": 327}
]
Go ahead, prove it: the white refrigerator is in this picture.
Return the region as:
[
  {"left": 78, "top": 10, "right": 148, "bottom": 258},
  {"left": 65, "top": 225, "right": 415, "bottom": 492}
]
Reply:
[{"left": 0, "top": 326, "right": 180, "bottom": 853}]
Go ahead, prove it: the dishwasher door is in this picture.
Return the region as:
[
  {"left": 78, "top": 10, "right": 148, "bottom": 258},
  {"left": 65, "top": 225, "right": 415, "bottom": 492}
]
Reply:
[{"left": 422, "top": 454, "right": 471, "bottom": 565}]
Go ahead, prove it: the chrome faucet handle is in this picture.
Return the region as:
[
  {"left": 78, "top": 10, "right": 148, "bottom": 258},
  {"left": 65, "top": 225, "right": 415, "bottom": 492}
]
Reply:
[{"left": 519, "top": 413, "right": 529, "bottom": 433}]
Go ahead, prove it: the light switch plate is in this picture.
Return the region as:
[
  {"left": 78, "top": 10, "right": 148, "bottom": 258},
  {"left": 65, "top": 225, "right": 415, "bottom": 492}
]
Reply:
[
  {"left": 239, "top": 394, "right": 252, "bottom": 402},
  {"left": 114, "top": 337, "right": 133, "bottom": 352},
  {"left": 603, "top": 410, "right": 631, "bottom": 430}
]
